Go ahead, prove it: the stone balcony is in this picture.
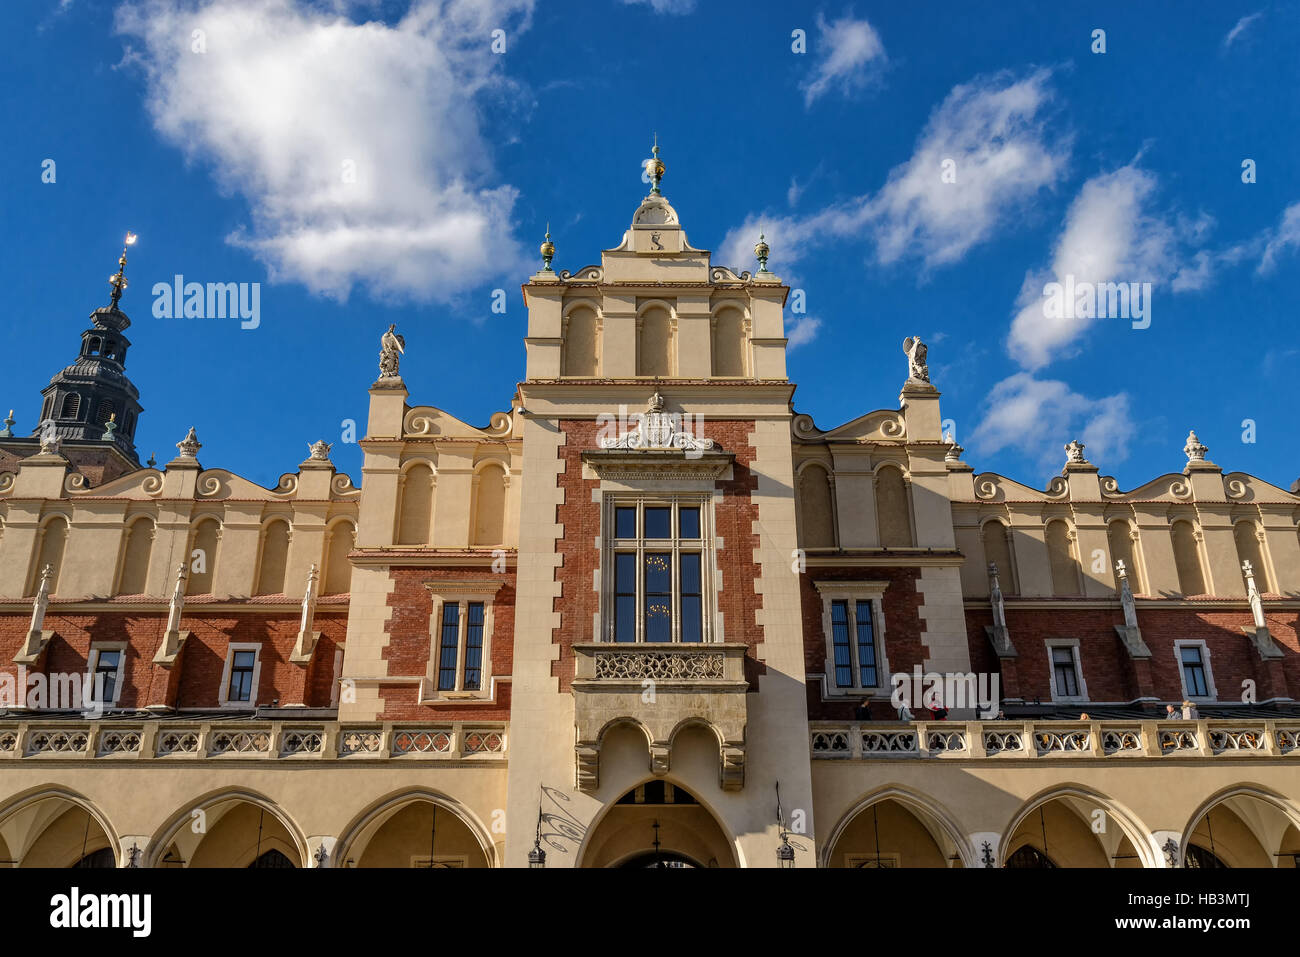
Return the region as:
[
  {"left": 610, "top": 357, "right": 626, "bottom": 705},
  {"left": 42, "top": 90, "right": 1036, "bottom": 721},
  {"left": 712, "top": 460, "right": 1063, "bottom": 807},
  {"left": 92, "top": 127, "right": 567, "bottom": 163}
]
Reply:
[
  {"left": 0, "top": 719, "right": 508, "bottom": 762},
  {"left": 571, "top": 642, "right": 749, "bottom": 792},
  {"left": 810, "top": 719, "right": 1300, "bottom": 760}
]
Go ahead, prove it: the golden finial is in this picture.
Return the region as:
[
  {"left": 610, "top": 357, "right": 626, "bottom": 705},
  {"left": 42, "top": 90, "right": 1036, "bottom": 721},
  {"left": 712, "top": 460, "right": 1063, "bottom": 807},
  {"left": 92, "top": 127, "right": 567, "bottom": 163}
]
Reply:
[
  {"left": 647, "top": 134, "right": 665, "bottom": 195},
  {"left": 108, "top": 231, "right": 138, "bottom": 310},
  {"left": 540, "top": 223, "right": 555, "bottom": 272}
]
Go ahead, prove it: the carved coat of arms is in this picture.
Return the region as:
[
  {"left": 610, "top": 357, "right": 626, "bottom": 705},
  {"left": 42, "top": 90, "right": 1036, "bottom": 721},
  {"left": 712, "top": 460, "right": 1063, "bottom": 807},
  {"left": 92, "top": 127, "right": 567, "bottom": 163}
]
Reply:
[{"left": 598, "top": 392, "right": 715, "bottom": 452}]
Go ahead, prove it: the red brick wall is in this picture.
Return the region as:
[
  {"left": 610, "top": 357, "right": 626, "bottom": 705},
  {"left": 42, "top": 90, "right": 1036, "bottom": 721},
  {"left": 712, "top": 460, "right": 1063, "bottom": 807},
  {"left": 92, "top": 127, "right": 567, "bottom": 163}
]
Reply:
[
  {"left": 0, "top": 607, "right": 346, "bottom": 709},
  {"left": 377, "top": 566, "right": 515, "bottom": 721},
  {"left": 800, "top": 566, "right": 925, "bottom": 720},
  {"left": 963, "top": 604, "right": 1298, "bottom": 704},
  {"left": 549, "top": 418, "right": 766, "bottom": 690}
]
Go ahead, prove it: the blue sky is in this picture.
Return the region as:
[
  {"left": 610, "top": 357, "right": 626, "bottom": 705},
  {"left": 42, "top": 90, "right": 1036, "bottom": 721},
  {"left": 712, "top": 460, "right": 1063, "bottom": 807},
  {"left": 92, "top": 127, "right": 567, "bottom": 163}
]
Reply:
[{"left": 4, "top": 0, "right": 1298, "bottom": 492}]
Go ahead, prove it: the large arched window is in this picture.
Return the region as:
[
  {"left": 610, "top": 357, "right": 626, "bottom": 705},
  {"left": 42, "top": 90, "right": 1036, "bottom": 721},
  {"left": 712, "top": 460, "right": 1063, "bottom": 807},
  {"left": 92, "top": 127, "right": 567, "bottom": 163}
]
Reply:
[
  {"left": 1171, "top": 521, "right": 1206, "bottom": 596},
  {"left": 875, "top": 466, "right": 913, "bottom": 547},
  {"left": 1107, "top": 519, "right": 1142, "bottom": 594},
  {"left": 323, "top": 520, "right": 355, "bottom": 595},
  {"left": 637, "top": 306, "right": 673, "bottom": 377},
  {"left": 982, "top": 519, "right": 1017, "bottom": 594},
  {"left": 1045, "top": 520, "right": 1080, "bottom": 596},
  {"left": 711, "top": 307, "right": 747, "bottom": 377},
  {"left": 797, "top": 463, "right": 835, "bottom": 548},
  {"left": 255, "top": 519, "right": 292, "bottom": 595},
  {"left": 117, "top": 516, "right": 155, "bottom": 594},
  {"left": 187, "top": 518, "right": 221, "bottom": 595},
  {"left": 397, "top": 463, "right": 434, "bottom": 545},
  {"left": 472, "top": 463, "right": 507, "bottom": 546},
  {"left": 1233, "top": 520, "right": 1271, "bottom": 593},
  {"left": 563, "top": 305, "right": 600, "bottom": 377},
  {"left": 30, "top": 516, "right": 69, "bottom": 595}
]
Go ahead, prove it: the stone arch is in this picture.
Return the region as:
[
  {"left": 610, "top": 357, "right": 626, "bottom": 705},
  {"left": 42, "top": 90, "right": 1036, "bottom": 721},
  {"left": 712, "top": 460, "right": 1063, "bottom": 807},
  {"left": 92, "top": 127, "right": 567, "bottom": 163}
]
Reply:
[
  {"left": 0, "top": 787, "right": 120, "bottom": 868},
  {"left": 1179, "top": 785, "right": 1300, "bottom": 869},
  {"left": 821, "top": 786, "right": 973, "bottom": 868},
  {"left": 186, "top": 516, "right": 221, "bottom": 595},
  {"left": 636, "top": 302, "right": 674, "bottom": 377},
  {"left": 577, "top": 778, "right": 740, "bottom": 868},
  {"left": 396, "top": 460, "right": 435, "bottom": 545},
  {"left": 30, "top": 514, "right": 69, "bottom": 595},
  {"left": 562, "top": 302, "right": 600, "bottom": 377},
  {"left": 1233, "top": 519, "right": 1271, "bottom": 593},
  {"left": 470, "top": 460, "right": 507, "bottom": 546},
  {"left": 1171, "top": 520, "right": 1206, "bottom": 595},
  {"left": 981, "top": 517, "right": 1017, "bottom": 594},
  {"left": 1045, "top": 519, "right": 1081, "bottom": 596},
  {"left": 1001, "top": 785, "right": 1155, "bottom": 868},
  {"left": 254, "top": 518, "right": 292, "bottom": 595},
  {"left": 322, "top": 517, "right": 356, "bottom": 595},
  {"left": 796, "top": 461, "right": 836, "bottom": 548},
  {"left": 148, "top": 789, "right": 308, "bottom": 868},
  {"left": 334, "top": 789, "right": 497, "bottom": 868},
  {"left": 1107, "top": 517, "right": 1142, "bottom": 593},
  {"left": 116, "top": 515, "right": 155, "bottom": 595},
  {"left": 710, "top": 305, "right": 747, "bottom": 377},
  {"left": 875, "top": 464, "right": 913, "bottom": 547}
]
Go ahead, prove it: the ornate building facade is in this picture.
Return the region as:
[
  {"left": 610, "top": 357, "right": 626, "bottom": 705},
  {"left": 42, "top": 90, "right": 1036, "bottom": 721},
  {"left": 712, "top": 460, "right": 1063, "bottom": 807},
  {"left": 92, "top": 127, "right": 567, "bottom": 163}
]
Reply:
[{"left": 1, "top": 161, "right": 1297, "bottom": 869}]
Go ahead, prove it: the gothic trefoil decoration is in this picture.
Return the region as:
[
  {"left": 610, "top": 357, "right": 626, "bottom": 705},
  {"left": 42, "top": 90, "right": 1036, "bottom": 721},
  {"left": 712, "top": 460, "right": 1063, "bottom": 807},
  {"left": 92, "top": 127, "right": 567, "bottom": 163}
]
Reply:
[{"left": 598, "top": 392, "right": 716, "bottom": 452}]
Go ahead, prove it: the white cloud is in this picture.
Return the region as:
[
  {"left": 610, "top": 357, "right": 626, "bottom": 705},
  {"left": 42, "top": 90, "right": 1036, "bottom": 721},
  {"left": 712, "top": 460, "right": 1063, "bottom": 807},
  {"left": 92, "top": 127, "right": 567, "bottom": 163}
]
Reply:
[
  {"left": 800, "top": 13, "right": 886, "bottom": 107},
  {"left": 1259, "top": 201, "right": 1300, "bottom": 273},
  {"left": 720, "top": 68, "right": 1068, "bottom": 274},
  {"left": 1004, "top": 164, "right": 1208, "bottom": 370},
  {"left": 970, "top": 372, "right": 1136, "bottom": 469},
  {"left": 115, "top": 0, "right": 534, "bottom": 303},
  {"left": 785, "top": 316, "right": 822, "bottom": 350},
  {"left": 621, "top": 0, "right": 695, "bottom": 14},
  {"left": 1224, "top": 11, "right": 1262, "bottom": 48}
]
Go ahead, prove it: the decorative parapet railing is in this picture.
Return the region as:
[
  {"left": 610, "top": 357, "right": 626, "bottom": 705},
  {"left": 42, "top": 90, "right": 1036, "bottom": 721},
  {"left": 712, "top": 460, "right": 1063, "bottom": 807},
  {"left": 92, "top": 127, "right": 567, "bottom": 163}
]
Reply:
[
  {"left": 810, "top": 720, "right": 1300, "bottom": 760},
  {"left": 0, "top": 720, "right": 507, "bottom": 762}
]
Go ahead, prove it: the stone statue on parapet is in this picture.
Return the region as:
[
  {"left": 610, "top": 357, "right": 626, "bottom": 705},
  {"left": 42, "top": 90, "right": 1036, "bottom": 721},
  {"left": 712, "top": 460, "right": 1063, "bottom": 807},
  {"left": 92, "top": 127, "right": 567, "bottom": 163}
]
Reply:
[
  {"left": 379, "top": 324, "right": 405, "bottom": 380},
  {"left": 902, "top": 336, "right": 929, "bottom": 384}
]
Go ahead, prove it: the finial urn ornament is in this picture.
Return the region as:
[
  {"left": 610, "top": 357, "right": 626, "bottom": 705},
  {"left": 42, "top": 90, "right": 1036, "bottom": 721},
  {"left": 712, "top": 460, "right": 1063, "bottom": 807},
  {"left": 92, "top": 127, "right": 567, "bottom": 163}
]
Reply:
[{"left": 540, "top": 224, "right": 555, "bottom": 272}]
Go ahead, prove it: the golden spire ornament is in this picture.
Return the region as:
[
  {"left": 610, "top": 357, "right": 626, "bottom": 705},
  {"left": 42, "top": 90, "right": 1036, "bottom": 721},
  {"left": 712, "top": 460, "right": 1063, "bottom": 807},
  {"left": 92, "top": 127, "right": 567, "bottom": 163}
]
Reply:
[
  {"left": 108, "top": 231, "right": 138, "bottom": 310},
  {"left": 540, "top": 223, "right": 555, "bottom": 272}
]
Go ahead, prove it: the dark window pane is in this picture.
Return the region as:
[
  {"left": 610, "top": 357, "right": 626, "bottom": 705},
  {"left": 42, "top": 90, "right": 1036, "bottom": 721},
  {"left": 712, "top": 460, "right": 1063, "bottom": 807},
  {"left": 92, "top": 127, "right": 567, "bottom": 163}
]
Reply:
[
  {"left": 855, "top": 600, "right": 877, "bottom": 687},
  {"left": 644, "top": 552, "right": 672, "bottom": 641},
  {"left": 679, "top": 507, "right": 700, "bottom": 539},
  {"left": 644, "top": 507, "right": 671, "bottom": 539},
  {"left": 1181, "top": 646, "right": 1202, "bottom": 665},
  {"left": 615, "top": 507, "right": 637, "bottom": 539},
  {"left": 680, "top": 554, "right": 702, "bottom": 642},
  {"left": 464, "top": 602, "right": 484, "bottom": 691},
  {"left": 234, "top": 651, "right": 255, "bottom": 669},
  {"left": 831, "top": 600, "right": 852, "bottom": 687},
  {"left": 614, "top": 553, "right": 637, "bottom": 642},
  {"left": 438, "top": 604, "right": 459, "bottom": 690}
]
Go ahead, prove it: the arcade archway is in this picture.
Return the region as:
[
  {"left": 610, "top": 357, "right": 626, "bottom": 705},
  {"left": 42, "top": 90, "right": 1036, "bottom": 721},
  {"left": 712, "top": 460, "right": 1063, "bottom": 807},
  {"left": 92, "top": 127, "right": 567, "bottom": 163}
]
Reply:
[
  {"left": 336, "top": 791, "right": 495, "bottom": 868},
  {"left": 0, "top": 789, "right": 118, "bottom": 868},
  {"left": 1182, "top": 789, "right": 1300, "bottom": 868},
  {"left": 823, "top": 790, "right": 970, "bottom": 868},
  {"left": 1002, "top": 789, "right": 1150, "bottom": 868},
  {"left": 580, "top": 780, "right": 737, "bottom": 868}
]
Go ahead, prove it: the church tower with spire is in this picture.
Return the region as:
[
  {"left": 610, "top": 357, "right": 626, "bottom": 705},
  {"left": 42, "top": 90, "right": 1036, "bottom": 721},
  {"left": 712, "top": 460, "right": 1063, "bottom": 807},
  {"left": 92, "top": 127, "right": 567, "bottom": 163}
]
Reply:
[{"left": 0, "top": 234, "right": 145, "bottom": 484}]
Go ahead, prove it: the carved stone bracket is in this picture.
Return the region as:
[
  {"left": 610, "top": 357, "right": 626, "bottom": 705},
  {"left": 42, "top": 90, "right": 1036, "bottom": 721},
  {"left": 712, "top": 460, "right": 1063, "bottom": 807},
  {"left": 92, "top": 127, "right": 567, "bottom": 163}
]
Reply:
[
  {"left": 1241, "top": 625, "right": 1284, "bottom": 660},
  {"left": 1114, "top": 625, "right": 1153, "bottom": 659},
  {"left": 984, "top": 625, "right": 1017, "bottom": 659}
]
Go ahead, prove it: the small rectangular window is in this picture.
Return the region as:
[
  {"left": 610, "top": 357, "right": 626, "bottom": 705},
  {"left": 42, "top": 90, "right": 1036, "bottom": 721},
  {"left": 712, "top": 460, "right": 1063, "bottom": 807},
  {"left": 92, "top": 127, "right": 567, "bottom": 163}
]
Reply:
[
  {"left": 228, "top": 650, "right": 256, "bottom": 703},
  {"left": 644, "top": 507, "right": 671, "bottom": 539},
  {"left": 437, "top": 604, "right": 460, "bottom": 691},
  {"left": 679, "top": 507, "right": 700, "bottom": 539},
  {"left": 1052, "top": 647, "right": 1079, "bottom": 698},
  {"left": 94, "top": 650, "right": 121, "bottom": 704},
  {"left": 1181, "top": 646, "right": 1208, "bottom": 697},
  {"left": 614, "top": 553, "right": 637, "bottom": 642},
  {"left": 831, "top": 600, "right": 852, "bottom": 688},
  {"left": 615, "top": 507, "right": 637, "bottom": 539},
  {"left": 855, "top": 600, "right": 877, "bottom": 687},
  {"left": 463, "top": 602, "right": 485, "bottom": 691}
]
